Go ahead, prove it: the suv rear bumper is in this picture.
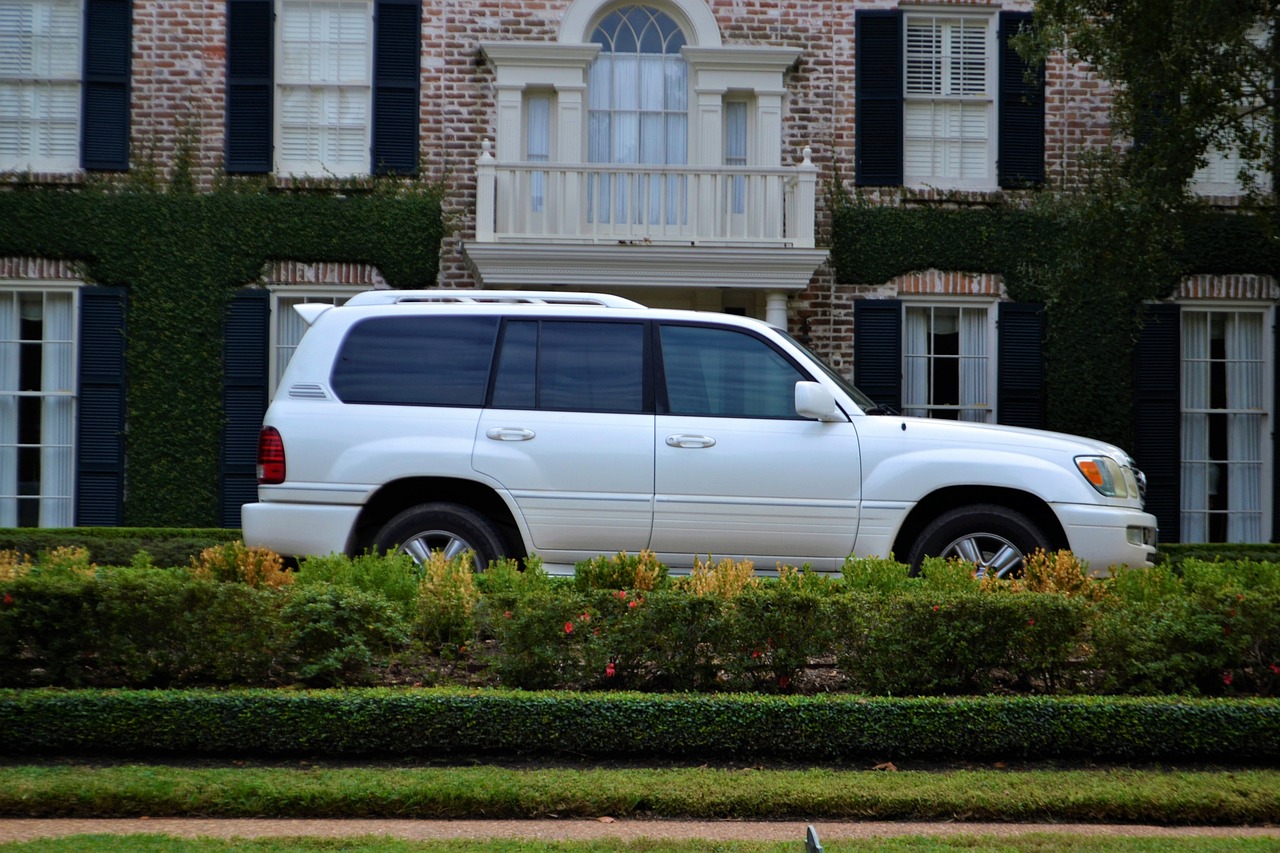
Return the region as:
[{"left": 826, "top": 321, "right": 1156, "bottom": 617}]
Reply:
[
  {"left": 242, "top": 502, "right": 360, "bottom": 557},
  {"left": 1054, "top": 503, "right": 1158, "bottom": 574}
]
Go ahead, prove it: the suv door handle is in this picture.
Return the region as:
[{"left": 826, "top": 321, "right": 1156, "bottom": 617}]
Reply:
[
  {"left": 665, "top": 434, "right": 716, "bottom": 449},
  {"left": 486, "top": 427, "right": 536, "bottom": 441}
]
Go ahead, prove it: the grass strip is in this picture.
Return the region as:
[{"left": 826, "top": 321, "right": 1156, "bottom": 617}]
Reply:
[
  {"left": 4, "top": 836, "right": 1280, "bottom": 852},
  {"left": 0, "top": 765, "right": 1277, "bottom": 825}
]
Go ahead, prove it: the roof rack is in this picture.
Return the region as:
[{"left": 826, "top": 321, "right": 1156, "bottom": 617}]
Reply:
[{"left": 343, "top": 290, "right": 645, "bottom": 309}]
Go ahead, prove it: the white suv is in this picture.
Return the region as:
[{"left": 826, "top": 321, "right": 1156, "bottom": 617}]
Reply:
[{"left": 242, "top": 290, "right": 1158, "bottom": 576}]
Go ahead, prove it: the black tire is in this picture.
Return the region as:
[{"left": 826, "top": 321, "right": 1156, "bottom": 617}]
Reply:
[
  {"left": 372, "top": 502, "right": 506, "bottom": 571},
  {"left": 907, "top": 504, "right": 1049, "bottom": 579}
]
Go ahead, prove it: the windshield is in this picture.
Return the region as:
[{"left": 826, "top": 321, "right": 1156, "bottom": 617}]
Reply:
[{"left": 776, "top": 329, "right": 879, "bottom": 414}]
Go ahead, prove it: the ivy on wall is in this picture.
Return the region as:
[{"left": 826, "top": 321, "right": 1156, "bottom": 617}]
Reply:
[
  {"left": 828, "top": 185, "right": 1280, "bottom": 448},
  {"left": 0, "top": 183, "right": 445, "bottom": 526}
]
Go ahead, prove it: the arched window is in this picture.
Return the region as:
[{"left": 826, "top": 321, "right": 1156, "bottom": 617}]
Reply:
[{"left": 586, "top": 5, "right": 688, "bottom": 225}]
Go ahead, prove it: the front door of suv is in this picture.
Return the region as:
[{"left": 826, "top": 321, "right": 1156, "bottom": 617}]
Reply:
[
  {"left": 472, "top": 319, "right": 654, "bottom": 565},
  {"left": 651, "top": 323, "right": 861, "bottom": 571}
]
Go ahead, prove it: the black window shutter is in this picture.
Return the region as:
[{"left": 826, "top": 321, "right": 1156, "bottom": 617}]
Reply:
[
  {"left": 372, "top": 0, "right": 421, "bottom": 175},
  {"left": 81, "top": 0, "right": 131, "bottom": 171},
  {"left": 853, "top": 299, "right": 902, "bottom": 412},
  {"left": 220, "top": 289, "right": 270, "bottom": 528},
  {"left": 76, "top": 287, "right": 127, "bottom": 526},
  {"left": 996, "top": 301, "right": 1045, "bottom": 428},
  {"left": 225, "top": 0, "right": 273, "bottom": 174},
  {"left": 997, "top": 11, "right": 1044, "bottom": 189},
  {"left": 855, "top": 10, "right": 903, "bottom": 187},
  {"left": 1132, "top": 304, "right": 1181, "bottom": 543}
]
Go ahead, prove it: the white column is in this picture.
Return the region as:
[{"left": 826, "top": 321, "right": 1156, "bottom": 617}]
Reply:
[
  {"left": 765, "top": 291, "right": 789, "bottom": 329},
  {"left": 475, "top": 140, "right": 496, "bottom": 242},
  {"left": 556, "top": 85, "right": 586, "bottom": 236},
  {"left": 693, "top": 88, "right": 724, "bottom": 240}
]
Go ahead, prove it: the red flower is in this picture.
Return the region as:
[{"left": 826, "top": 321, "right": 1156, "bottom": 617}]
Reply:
[
  {"left": 503, "top": 610, "right": 513, "bottom": 619},
  {"left": 605, "top": 662, "right": 616, "bottom": 678},
  {"left": 1027, "top": 619, "right": 1035, "bottom": 626},
  {"left": 1, "top": 594, "right": 12, "bottom": 606},
  {"left": 1238, "top": 593, "right": 1246, "bottom": 601},
  {"left": 564, "top": 622, "right": 574, "bottom": 634},
  {"left": 628, "top": 599, "right": 639, "bottom": 609},
  {"left": 1270, "top": 664, "right": 1280, "bottom": 675},
  {"left": 932, "top": 605, "right": 940, "bottom": 612},
  {"left": 778, "top": 675, "right": 791, "bottom": 689},
  {"left": 615, "top": 590, "right": 627, "bottom": 600},
  {"left": 580, "top": 612, "right": 591, "bottom": 622},
  {"left": 751, "top": 650, "right": 761, "bottom": 659},
  {"left": 1223, "top": 672, "right": 1234, "bottom": 687}
]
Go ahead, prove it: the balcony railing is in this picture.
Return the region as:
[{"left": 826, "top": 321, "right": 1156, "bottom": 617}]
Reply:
[{"left": 475, "top": 140, "right": 817, "bottom": 249}]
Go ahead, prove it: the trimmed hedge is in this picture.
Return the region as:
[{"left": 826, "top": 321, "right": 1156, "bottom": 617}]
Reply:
[
  {"left": 0, "top": 528, "right": 240, "bottom": 569},
  {"left": 0, "top": 688, "right": 1276, "bottom": 762}
]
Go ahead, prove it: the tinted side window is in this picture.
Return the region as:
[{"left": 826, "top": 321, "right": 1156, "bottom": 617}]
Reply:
[
  {"left": 490, "top": 320, "right": 645, "bottom": 413},
  {"left": 331, "top": 315, "right": 499, "bottom": 406},
  {"left": 660, "top": 324, "right": 807, "bottom": 418}
]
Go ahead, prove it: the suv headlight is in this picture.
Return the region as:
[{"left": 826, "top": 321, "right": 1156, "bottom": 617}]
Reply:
[{"left": 1075, "top": 455, "right": 1135, "bottom": 499}]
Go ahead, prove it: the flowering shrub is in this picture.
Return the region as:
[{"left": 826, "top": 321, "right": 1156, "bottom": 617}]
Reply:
[
  {"left": 0, "top": 549, "right": 33, "bottom": 581},
  {"left": 573, "top": 550, "right": 667, "bottom": 592},
  {"left": 415, "top": 550, "right": 478, "bottom": 653},
  {"left": 191, "top": 541, "right": 291, "bottom": 589},
  {"left": 679, "top": 555, "right": 757, "bottom": 598}
]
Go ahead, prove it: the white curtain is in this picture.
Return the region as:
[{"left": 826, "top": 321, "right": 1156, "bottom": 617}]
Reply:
[
  {"left": 902, "top": 307, "right": 929, "bottom": 417},
  {"left": 40, "top": 291, "right": 73, "bottom": 526},
  {"left": 725, "top": 101, "right": 747, "bottom": 215},
  {"left": 0, "top": 293, "right": 17, "bottom": 527},
  {"left": 959, "top": 306, "right": 988, "bottom": 421},
  {"left": 1180, "top": 311, "right": 1210, "bottom": 542},
  {"left": 526, "top": 95, "right": 550, "bottom": 213},
  {"left": 1226, "top": 312, "right": 1264, "bottom": 541}
]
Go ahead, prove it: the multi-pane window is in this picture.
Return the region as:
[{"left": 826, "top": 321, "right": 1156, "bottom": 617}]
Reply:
[
  {"left": 1192, "top": 23, "right": 1272, "bottom": 197},
  {"left": 902, "top": 304, "right": 992, "bottom": 421},
  {"left": 587, "top": 4, "right": 688, "bottom": 225},
  {"left": 0, "top": 0, "right": 80, "bottom": 173},
  {"left": 276, "top": 0, "right": 371, "bottom": 177},
  {"left": 904, "top": 14, "right": 994, "bottom": 188},
  {"left": 0, "top": 288, "right": 76, "bottom": 527},
  {"left": 1181, "top": 309, "right": 1269, "bottom": 542}
]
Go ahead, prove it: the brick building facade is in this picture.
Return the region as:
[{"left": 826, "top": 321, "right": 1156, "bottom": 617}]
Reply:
[{"left": 0, "top": 0, "right": 1274, "bottom": 545}]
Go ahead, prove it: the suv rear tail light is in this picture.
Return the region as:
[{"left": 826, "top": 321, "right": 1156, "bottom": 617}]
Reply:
[{"left": 257, "top": 427, "right": 286, "bottom": 484}]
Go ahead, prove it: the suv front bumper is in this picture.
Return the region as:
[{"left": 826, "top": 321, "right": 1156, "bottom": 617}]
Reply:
[{"left": 1053, "top": 503, "right": 1158, "bottom": 575}]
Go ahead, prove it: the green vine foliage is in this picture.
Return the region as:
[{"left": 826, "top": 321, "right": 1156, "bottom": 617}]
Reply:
[
  {"left": 0, "top": 179, "right": 446, "bottom": 526},
  {"left": 829, "top": 180, "right": 1280, "bottom": 449}
]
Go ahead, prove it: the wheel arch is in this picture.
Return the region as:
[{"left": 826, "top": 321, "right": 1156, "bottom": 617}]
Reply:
[
  {"left": 891, "top": 486, "right": 1069, "bottom": 562},
  {"left": 351, "top": 477, "right": 526, "bottom": 559}
]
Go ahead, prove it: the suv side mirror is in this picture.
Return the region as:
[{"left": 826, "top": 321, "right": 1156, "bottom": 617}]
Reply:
[{"left": 795, "top": 381, "right": 842, "bottom": 422}]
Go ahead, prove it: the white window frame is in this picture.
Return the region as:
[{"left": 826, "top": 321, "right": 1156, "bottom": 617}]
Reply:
[
  {"left": 903, "top": 10, "right": 997, "bottom": 191},
  {"left": 274, "top": 0, "right": 374, "bottom": 178},
  {"left": 901, "top": 299, "right": 996, "bottom": 422},
  {"left": 0, "top": 0, "right": 82, "bottom": 173},
  {"left": 1179, "top": 303, "right": 1274, "bottom": 543},
  {"left": 268, "top": 285, "right": 363, "bottom": 393},
  {"left": 0, "top": 281, "right": 80, "bottom": 527}
]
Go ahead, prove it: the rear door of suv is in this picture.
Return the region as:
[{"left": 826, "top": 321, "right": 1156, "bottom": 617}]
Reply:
[{"left": 471, "top": 318, "right": 655, "bottom": 565}]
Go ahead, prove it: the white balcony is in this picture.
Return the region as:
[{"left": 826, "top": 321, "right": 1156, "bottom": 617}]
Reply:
[
  {"left": 464, "top": 140, "right": 828, "bottom": 304},
  {"left": 475, "top": 140, "right": 818, "bottom": 249}
]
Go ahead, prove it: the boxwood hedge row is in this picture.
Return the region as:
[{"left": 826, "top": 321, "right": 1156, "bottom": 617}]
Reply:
[{"left": 1, "top": 688, "right": 1276, "bottom": 762}]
